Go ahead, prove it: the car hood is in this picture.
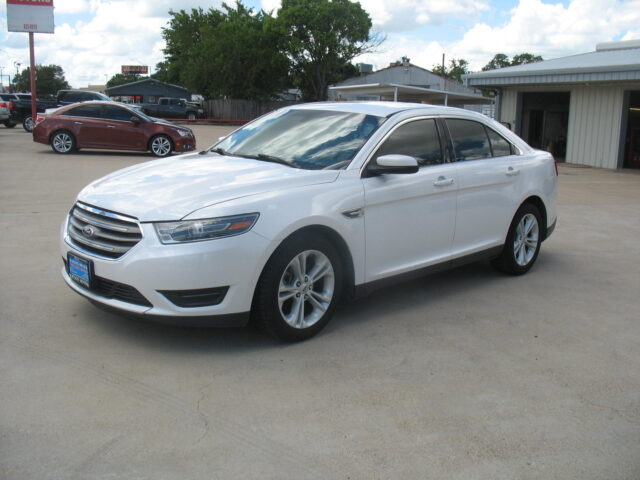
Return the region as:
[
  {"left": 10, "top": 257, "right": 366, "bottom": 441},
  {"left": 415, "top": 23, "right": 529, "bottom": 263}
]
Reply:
[{"left": 77, "top": 153, "right": 340, "bottom": 221}]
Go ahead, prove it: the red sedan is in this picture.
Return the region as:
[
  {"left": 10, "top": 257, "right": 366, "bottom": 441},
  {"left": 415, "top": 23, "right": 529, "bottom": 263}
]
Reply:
[{"left": 33, "top": 101, "right": 196, "bottom": 157}]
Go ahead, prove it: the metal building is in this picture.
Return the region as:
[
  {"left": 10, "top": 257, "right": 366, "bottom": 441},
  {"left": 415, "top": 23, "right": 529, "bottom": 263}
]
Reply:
[
  {"left": 464, "top": 40, "right": 640, "bottom": 169},
  {"left": 329, "top": 61, "right": 491, "bottom": 108},
  {"left": 105, "top": 78, "right": 189, "bottom": 104}
]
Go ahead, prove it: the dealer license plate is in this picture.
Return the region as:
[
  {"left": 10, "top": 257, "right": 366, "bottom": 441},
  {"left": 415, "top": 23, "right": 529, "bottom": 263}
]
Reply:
[{"left": 68, "top": 253, "right": 92, "bottom": 288}]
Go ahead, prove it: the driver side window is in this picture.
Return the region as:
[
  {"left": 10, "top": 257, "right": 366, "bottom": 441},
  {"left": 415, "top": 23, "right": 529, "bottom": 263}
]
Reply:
[{"left": 374, "top": 118, "right": 443, "bottom": 166}]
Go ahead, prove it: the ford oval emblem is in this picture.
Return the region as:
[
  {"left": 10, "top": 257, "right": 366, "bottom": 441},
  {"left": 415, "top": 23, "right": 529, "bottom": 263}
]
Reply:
[{"left": 83, "top": 225, "right": 95, "bottom": 238}]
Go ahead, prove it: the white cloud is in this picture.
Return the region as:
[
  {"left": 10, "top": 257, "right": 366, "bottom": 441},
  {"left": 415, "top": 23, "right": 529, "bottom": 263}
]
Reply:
[
  {"left": 1, "top": 0, "right": 224, "bottom": 88},
  {"left": 260, "top": 0, "right": 489, "bottom": 31},
  {"left": 450, "top": 0, "right": 640, "bottom": 70},
  {"left": 55, "top": 0, "right": 92, "bottom": 14}
]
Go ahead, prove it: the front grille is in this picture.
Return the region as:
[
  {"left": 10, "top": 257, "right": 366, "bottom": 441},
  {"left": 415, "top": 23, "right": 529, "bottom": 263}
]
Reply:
[
  {"left": 67, "top": 203, "right": 142, "bottom": 259},
  {"left": 64, "top": 258, "right": 152, "bottom": 307}
]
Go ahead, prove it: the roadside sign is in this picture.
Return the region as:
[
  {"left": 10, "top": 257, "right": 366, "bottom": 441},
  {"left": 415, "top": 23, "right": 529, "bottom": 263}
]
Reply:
[
  {"left": 6, "top": 0, "right": 55, "bottom": 34},
  {"left": 122, "top": 66, "right": 149, "bottom": 75}
]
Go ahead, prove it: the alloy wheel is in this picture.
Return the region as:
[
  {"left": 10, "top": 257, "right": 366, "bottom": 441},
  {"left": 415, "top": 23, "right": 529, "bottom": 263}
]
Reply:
[
  {"left": 513, "top": 213, "right": 539, "bottom": 266},
  {"left": 278, "top": 250, "right": 335, "bottom": 329},
  {"left": 53, "top": 133, "right": 73, "bottom": 153},
  {"left": 151, "top": 136, "right": 171, "bottom": 156}
]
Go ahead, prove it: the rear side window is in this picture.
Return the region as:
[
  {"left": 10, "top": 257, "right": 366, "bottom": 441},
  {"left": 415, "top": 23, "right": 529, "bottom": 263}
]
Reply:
[
  {"left": 103, "top": 105, "right": 135, "bottom": 121},
  {"left": 62, "top": 104, "right": 102, "bottom": 118},
  {"left": 374, "top": 119, "right": 443, "bottom": 166},
  {"left": 446, "top": 119, "right": 491, "bottom": 161},
  {"left": 486, "top": 128, "right": 513, "bottom": 157}
]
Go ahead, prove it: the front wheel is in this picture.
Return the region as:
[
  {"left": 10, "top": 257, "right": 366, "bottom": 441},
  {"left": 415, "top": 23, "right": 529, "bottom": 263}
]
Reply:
[
  {"left": 253, "top": 235, "right": 343, "bottom": 342},
  {"left": 186, "top": 112, "right": 196, "bottom": 120},
  {"left": 492, "top": 203, "right": 542, "bottom": 275},
  {"left": 23, "top": 115, "right": 34, "bottom": 132},
  {"left": 149, "top": 135, "right": 173, "bottom": 157},
  {"left": 50, "top": 130, "right": 76, "bottom": 154}
]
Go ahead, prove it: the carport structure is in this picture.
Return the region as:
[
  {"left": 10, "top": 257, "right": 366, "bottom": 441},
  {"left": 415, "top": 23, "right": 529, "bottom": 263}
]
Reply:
[{"left": 328, "top": 82, "right": 492, "bottom": 107}]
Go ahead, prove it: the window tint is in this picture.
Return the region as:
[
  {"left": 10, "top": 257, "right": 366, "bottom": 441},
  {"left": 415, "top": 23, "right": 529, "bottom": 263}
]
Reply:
[
  {"left": 374, "top": 119, "right": 443, "bottom": 166},
  {"left": 446, "top": 119, "right": 491, "bottom": 161},
  {"left": 62, "top": 92, "right": 81, "bottom": 102},
  {"left": 62, "top": 104, "right": 102, "bottom": 118},
  {"left": 486, "top": 127, "right": 513, "bottom": 157},
  {"left": 103, "top": 105, "right": 135, "bottom": 121}
]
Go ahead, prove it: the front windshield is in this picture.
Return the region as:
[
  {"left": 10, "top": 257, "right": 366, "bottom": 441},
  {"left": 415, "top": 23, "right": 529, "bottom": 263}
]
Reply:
[{"left": 213, "top": 109, "right": 385, "bottom": 170}]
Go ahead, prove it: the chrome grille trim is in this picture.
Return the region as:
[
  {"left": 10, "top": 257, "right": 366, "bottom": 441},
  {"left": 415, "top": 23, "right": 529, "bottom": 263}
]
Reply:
[{"left": 66, "top": 202, "right": 142, "bottom": 259}]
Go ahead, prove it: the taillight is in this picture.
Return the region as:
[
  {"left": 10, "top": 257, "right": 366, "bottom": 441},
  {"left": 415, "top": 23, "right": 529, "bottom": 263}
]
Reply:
[
  {"left": 0, "top": 102, "right": 6, "bottom": 108},
  {"left": 35, "top": 114, "right": 46, "bottom": 125},
  {"left": 8, "top": 101, "right": 14, "bottom": 110}
]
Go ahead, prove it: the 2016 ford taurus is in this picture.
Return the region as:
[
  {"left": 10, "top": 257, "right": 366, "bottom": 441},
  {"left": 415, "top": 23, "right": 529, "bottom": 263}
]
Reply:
[{"left": 61, "top": 102, "right": 557, "bottom": 341}]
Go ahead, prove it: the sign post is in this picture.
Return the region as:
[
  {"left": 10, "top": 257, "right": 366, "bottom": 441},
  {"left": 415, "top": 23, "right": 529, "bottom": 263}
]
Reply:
[{"left": 6, "top": 0, "right": 55, "bottom": 124}]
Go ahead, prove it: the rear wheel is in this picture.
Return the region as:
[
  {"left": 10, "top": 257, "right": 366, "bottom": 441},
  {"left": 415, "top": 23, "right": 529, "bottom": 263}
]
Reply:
[
  {"left": 187, "top": 112, "right": 196, "bottom": 120},
  {"left": 253, "top": 234, "right": 343, "bottom": 342},
  {"left": 149, "top": 135, "right": 173, "bottom": 157},
  {"left": 50, "top": 130, "right": 76, "bottom": 154},
  {"left": 492, "top": 203, "right": 542, "bottom": 275},
  {"left": 23, "top": 116, "right": 34, "bottom": 132}
]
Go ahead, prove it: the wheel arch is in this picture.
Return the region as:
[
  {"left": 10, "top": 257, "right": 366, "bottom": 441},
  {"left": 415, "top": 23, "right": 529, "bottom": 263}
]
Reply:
[
  {"left": 254, "top": 224, "right": 356, "bottom": 302},
  {"left": 520, "top": 195, "right": 548, "bottom": 240},
  {"left": 148, "top": 133, "right": 174, "bottom": 153}
]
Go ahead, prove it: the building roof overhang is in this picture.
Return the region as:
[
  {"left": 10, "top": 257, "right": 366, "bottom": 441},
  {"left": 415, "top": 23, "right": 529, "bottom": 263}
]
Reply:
[{"left": 329, "top": 82, "right": 492, "bottom": 105}]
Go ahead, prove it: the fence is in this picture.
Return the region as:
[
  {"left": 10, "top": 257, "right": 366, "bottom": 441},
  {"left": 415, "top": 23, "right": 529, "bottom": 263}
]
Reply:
[{"left": 203, "top": 99, "right": 299, "bottom": 122}]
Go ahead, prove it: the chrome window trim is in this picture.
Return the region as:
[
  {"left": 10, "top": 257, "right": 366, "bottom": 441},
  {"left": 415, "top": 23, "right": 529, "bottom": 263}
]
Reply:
[{"left": 359, "top": 115, "right": 446, "bottom": 175}]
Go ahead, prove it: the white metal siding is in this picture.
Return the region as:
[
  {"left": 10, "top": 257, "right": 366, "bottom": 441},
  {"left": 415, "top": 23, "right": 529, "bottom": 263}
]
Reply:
[
  {"left": 499, "top": 90, "right": 518, "bottom": 130},
  {"left": 566, "top": 86, "right": 623, "bottom": 168}
]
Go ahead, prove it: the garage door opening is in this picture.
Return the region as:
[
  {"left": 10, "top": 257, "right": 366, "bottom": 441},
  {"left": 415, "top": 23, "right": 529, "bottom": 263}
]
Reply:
[
  {"left": 623, "top": 91, "right": 640, "bottom": 169},
  {"left": 520, "top": 92, "right": 570, "bottom": 162}
]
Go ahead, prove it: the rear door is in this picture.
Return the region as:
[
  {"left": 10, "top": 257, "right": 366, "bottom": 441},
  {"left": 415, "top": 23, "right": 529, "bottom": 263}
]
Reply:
[
  {"left": 60, "top": 104, "right": 105, "bottom": 147},
  {"left": 443, "top": 118, "right": 523, "bottom": 257},
  {"left": 362, "top": 117, "right": 458, "bottom": 282}
]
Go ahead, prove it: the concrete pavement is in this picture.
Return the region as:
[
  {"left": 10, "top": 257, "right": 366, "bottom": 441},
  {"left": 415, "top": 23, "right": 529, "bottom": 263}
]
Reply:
[{"left": 1, "top": 125, "right": 639, "bottom": 479}]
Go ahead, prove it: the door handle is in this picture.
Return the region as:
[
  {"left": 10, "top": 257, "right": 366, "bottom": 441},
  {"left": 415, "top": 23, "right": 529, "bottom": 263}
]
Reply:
[
  {"left": 107, "top": 125, "right": 116, "bottom": 129},
  {"left": 506, "top": 166, "right": 520, "bottom": 176},
  {"left": 74, "top": 121, "right": 83, "bottom": 125},
  {"left": 433, "top": 176, "right": 454, "bottom": 187}
]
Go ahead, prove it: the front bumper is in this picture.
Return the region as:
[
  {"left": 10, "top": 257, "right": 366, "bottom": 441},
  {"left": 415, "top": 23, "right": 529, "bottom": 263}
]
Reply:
[
  {"left": 173, "top": 136, "right": 196, "bottom": 152},
  {"left": 61, "top": 216, "right": 272, "bottom": 326}
]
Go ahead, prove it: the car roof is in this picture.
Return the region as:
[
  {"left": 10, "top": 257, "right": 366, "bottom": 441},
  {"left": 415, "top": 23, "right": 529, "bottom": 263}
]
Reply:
[{"left": 288, "top": 101, "right": 477, "bottom": 118}]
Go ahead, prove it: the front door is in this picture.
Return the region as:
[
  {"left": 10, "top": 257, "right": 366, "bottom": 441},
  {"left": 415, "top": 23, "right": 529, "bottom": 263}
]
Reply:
[{"left": 362, "top": 118, "right": 457, "bottom": 282}]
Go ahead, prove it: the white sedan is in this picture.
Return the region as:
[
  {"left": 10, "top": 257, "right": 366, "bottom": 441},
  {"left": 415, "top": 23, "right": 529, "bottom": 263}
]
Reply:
[{"left": 61, "top": 102, "right": 557, "bottom": 341}]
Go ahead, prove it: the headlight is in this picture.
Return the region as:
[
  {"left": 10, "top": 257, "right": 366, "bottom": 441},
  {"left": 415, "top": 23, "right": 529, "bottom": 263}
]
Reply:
[
  {"left": 153, "top": 213, "right": 259, "bottom": 244},
  {"left": 177, "top": 129, "right": 192, "bottom": 137}
]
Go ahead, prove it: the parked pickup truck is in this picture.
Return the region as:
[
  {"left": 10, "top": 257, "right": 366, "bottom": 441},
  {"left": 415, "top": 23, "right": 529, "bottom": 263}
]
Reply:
[{"left": 140, "top": 97, "right": 204, "bottom": 120}]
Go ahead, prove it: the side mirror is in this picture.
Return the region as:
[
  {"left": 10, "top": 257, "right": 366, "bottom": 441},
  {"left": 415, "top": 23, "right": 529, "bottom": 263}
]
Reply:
[
  {"left": 364, "top": 154, "right": 419, "bottom": 177},
  {"left": 130, "top": 116, "right": 141, "bottom": 124}
]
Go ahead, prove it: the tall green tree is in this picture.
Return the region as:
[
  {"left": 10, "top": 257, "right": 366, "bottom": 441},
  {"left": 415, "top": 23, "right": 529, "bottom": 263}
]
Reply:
[
  {"left": 106, "top": 73, "right": 149, "bottom": 88},
  {"left": 159, "top": 2, "right": 289, "bottom": 100},
  {"left": 482, "top": 52, "right": 543, "bottom": 71},
  {"left": 277, "top": 0, "right": 379, "bottom": 101},
  {"left": 432, "top": 58, "right": 470, "bottom": 82},
  {"left": 14, "top": 64, "right": 70, "bottom": 94}
]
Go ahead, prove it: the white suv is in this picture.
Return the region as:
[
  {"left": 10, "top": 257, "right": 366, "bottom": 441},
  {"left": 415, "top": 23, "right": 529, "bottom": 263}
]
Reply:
[{"left": 61, "top": 102, "right": 557, "bottom": 341}]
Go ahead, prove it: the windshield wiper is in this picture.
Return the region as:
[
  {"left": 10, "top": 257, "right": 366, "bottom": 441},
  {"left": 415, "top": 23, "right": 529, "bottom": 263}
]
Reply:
[
  {"left": 232, "top": 152, "right": 298, "bottom": 168},
  {"left": 207, "top": 147, "right": 228, "bottom": 156}
]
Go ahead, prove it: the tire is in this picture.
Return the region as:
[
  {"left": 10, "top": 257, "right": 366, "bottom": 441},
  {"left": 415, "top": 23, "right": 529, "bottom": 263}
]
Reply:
[
  {"left": 3, "top": 121, "right": 16, "bottom": 128},
  {"left": 492, "top": 203, "right": 542, "bottom": 275},
  {"left": 253, "top": 234, "right": 343, "bottom": 342},
  {"left": 187, "top": 112, "right": 196, "bottom": 120},
  {"left": 149, "top": 135, "right": 173, "bottom": 157},
  {"left": 50, "top": 130, "right": 76, "bottom": 154},
  {"left": 23, "top": 116, "right": 34, "bottom": 132}
]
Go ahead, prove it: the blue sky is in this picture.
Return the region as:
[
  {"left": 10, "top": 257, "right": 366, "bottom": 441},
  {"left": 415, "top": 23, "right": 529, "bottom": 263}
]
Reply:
[{"left": 1, "top": 0, "right": 638, "bottom": 88}]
